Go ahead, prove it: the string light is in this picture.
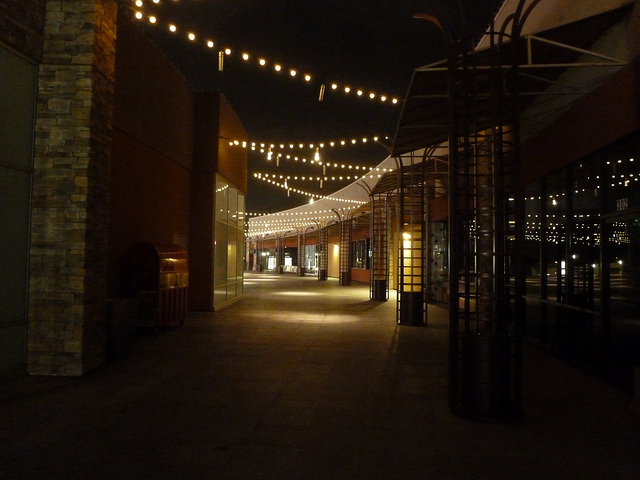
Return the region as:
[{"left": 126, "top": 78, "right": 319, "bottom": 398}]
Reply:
[
  {"left": 246, "top": 204, "right": 364, "bottom": 236},
  {"left": 254, "top": 172, "right": 384, "bottom": 183},
  {"left": 132, "top": 1, "right": 401, "bottom": 105},
  {"left": 230, "top": 135, "right": 389, "bottom": 152},
  {"left": 252, "top": 174, "right": 368, "bottom": 204},
  {"left": 262, "top": 152, "right": 394, "bottom": 173}
]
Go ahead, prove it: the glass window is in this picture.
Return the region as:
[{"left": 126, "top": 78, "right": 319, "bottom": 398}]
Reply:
[
  {"left": 351, "top": 239, "right": 370, "bottom": 269},
  {"left": 570, "top": 158, "right": 601, "bottom": 310},
  {"left": 545, "top": 169, "right": 567, "bottom": 305},
  {"left": 214, "top": 175, "right": 245, "bottom": 307},
  {"left": 605, "top": 141, "right": 640, "bottom": 215},
  {"left": 216, "top": 178, "right": 228, "bottom": 223}
]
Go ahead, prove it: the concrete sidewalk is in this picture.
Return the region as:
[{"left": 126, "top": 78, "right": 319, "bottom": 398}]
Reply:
[{"left": 2, "top": 272, "right": 639, "bottom": 479}]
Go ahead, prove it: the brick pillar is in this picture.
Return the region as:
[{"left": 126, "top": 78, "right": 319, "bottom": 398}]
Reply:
[{"left": 28, "top": 0, "right": 118, "bottom": 375}]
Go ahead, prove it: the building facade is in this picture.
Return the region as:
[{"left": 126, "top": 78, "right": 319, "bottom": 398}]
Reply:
[{"left": 0, "top": 1, "right": 247, "bottom": 378}]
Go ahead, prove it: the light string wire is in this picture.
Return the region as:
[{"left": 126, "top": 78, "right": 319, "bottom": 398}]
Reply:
[
  {"left": 132, "top": 0, "right": 401, "bottom": 106},
  {"left": 255, "top": 172, "right": 380, "bottom": 183},
  {"left": 253, "top": 174, "right": 370, "bottom": 203},
  {"left": 227, "top": 134, "right": 391, "bottom": 152}
]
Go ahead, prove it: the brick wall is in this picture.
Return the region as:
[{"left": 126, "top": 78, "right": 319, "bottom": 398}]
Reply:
[{"left": 28, "top": 0, "right": 118, "bottom": 375}]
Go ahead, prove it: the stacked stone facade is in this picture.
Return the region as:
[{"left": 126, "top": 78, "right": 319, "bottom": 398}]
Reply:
[
  {"left": 0, "top": 0, "right": 46, "bottom": 61},
  {"left": 28, "top": 0, "right": 118, "bottom": 375}
]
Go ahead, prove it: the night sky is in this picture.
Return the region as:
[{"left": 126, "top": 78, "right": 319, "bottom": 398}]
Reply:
[{"left": 136, "top": 0, "right": 498, "bottom": 213}]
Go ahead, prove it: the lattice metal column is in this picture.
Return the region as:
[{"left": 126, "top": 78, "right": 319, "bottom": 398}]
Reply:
[
  {"left": 297, "top": 230, "right": 306, "bottom": 277},
  {"left": 254, "top": 235, "right": 264, "bottom": 272},
  {"left": 275, "top": 234, "right": 284, "bottom": 274},
  {"left": 318, "top": 226, "right": 328, "bottom": 281},
  {"left": 397, "top": 154, "right": 427, "bottom": 326},
  {"left": 339, "top": 217, "right": 352, "bottom": 285},
  {"left": 370, "top": 193, "right": 390, "bottom": 300},
  {"left": 444, "top": 3, "right": 530, "bottom": 422}
]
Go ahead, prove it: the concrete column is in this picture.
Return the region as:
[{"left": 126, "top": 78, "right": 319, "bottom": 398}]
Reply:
[{"left": 28, "top": 0, "right": 118, "bottom": 375}]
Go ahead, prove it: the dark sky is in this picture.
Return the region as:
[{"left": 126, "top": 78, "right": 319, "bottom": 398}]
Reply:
[{"left": 137, "top": 0, "right": 499, "bottom": 213}]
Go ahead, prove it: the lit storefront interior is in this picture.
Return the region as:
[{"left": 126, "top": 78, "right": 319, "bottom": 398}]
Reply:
[{"left": 215, "top": 175, "right": 246, "bottom": 308}]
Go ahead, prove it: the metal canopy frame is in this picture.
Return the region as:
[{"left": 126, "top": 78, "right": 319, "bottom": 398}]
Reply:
[{"left": 392, "top": 5, "right": 629, "bottom": 158}]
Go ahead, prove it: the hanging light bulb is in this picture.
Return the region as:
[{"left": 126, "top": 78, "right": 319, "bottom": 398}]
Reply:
[
  {"left": 267, "top": 148, "right": 272, "bottom": 161},
  {"left": 314, "top": 147, "right": 320, "bottom": 162}
]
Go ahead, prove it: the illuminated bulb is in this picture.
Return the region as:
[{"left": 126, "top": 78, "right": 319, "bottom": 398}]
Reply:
[
  {"left": 290, "top": 70, "right": 297, "bottom": 77},
  {"left": 169, "top": 24, "right": 177, "bottom": 32},
  {"left": 135, "top": 0, "right": 143, "bottom": 6},
  {"left": 188, "top": 32, "right": 196, "bottom": 41},
  {"left": 380, "top": 96, "right": 387, "bottom": 102},
  {"left": 356, "top": 90, "right": 363, "bottom": 96},
  {"left": 331, "top": 83, "right": 338, "bottom": 90},
  {"left": 274, "top": 64, "right": 282, "bottom": 72},
  {"left": 369, "top": 93, "right": 375, "bottom": 99},
  {"left": 304, "top": 74, "right": 312, "bottom": 82},
  {"left": 135, "top": 11, "right": 143, "bottom": 19},
  {"left": 148, "top": 16, "right": 157, "bottom": 24},
  {"left": 314, "top": 147, "right": 320, "bottom": 161},
  {"left": 207, "top": 40, "right": 214, "bottom": 48},
  {"left": 242, "top": 53, "right": 250, "bottom": 60},
  {"left": 224, "top": 48, "right": 231, "bottom": 55},
  {"left": 344, "top": 86, "right": 351, "bottom": 93},
  {"left": 392, "top": 98, "right": 399, "bottom": 104},
  {"left": 259, "top": 58, "right": 267, "bottom": 66}
]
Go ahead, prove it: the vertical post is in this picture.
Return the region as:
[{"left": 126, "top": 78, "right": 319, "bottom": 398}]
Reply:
[
  {"left": 339, "top": 216, "right": 352, "bottom": 285},
  {"left": 297, "top": 230, "right": 306, "bottom": 276},
  {"left": 318, "top": 225, "right": 328, "bottom": 281},
  {"left": 370, "top": 193, "right": 389, "bottom": 300}
]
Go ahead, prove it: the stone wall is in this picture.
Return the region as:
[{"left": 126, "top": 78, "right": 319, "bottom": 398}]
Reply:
[
  {"left": 0, "top": 0, "right": 46, "bottom": 61},
  {"left": 28, "top": 0, "right": 118, "bottom": 375}
]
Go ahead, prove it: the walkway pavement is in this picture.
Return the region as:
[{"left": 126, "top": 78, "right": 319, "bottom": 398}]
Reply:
[{"left": 2, "top": 273, "right": 639, "bottom": 479}]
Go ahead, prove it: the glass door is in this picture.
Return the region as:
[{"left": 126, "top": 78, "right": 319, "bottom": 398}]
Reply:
[{"left": 603, "top": 212, "right": 640, "bottom": 391}]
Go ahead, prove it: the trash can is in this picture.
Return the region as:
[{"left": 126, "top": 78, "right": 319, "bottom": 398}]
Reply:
[
  {"left": 399, "top": 291, "right": 424, "bottom": 326},
  {"left": 373, "top": 279, "right": 387, "bottom": 301},
  {"left": 126, "top": 242, "right": 189, "bottom": 329}
]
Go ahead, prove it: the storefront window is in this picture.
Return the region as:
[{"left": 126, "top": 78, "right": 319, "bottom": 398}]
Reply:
[
  {"left": 214, "top": 175, "right": 245, "bottom": 306},
  {"left": 351, "top": 239, "right": 370, "bottom": 269},
  {"left": 524, "top": 134, "right": 640, "bottom": 392}
]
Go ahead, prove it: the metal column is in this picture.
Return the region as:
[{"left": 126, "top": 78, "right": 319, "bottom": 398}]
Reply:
[
  {"left": 338, "top": 217, "right": 352, "bottom": 285},
  {"left": 370, "top": 193, "right": 390, "bottom": 300},
  {"left": 397, "top": 153, "right": 427, "bottom": 326},
  {"left": 318, "top": 226, "right": 328, "bottom": 281}
]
